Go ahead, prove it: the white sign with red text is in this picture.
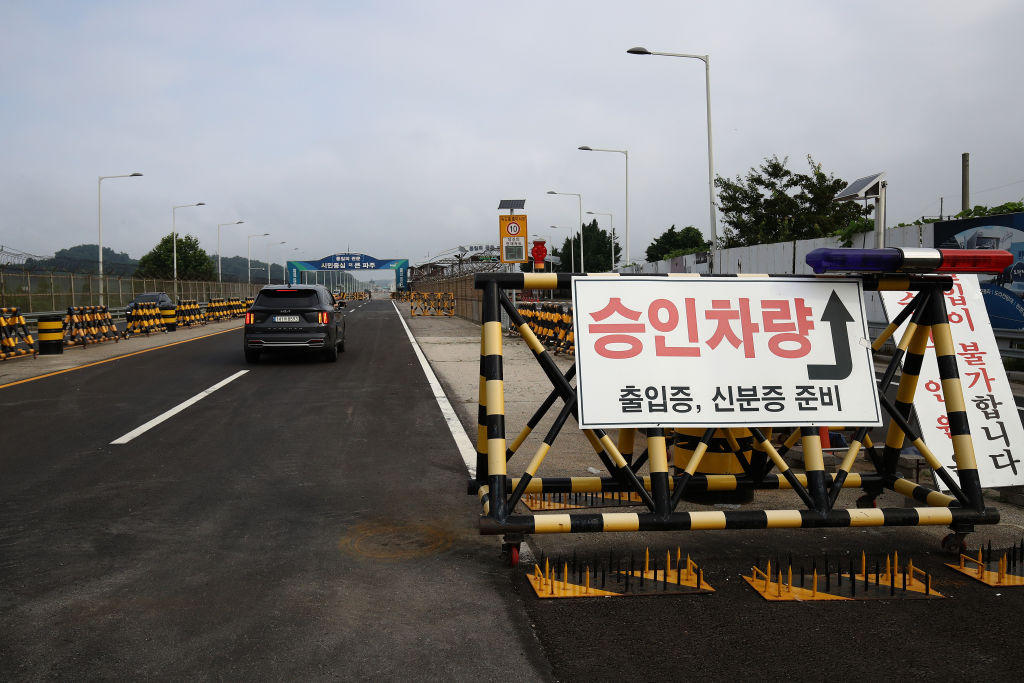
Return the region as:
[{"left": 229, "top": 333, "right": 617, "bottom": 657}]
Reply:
[
  {"left": 880, "top": 274, "right": 1024, "bottom": 488},
  {"left": 572, "top": 277, "right": 881, "bottom": 428}
]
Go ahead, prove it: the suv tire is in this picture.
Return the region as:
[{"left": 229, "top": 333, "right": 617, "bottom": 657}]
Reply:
[
  {"left": 323, "top": 343, "right": 339, "bottom": 362},
  {"left": 245, "top": 349, "right": 261, "bottom": 364}
]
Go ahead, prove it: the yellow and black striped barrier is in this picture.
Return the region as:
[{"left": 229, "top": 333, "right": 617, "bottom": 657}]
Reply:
[
  {"left": 0, "top": 308, "right": 37, "bottom": 360},
  {"left": 36, "top": 314, "right": 63, "bottom": 355},
  {"left": 159, "top": 304, "right": 177, "bottom": 331},
  {"left": 470, "top": 271, "right": 999, "bottom": 560},
  {"left": 410, "top": 291, "right": 455, "bottom": 316},
  {"left": 515, "top": 302, "right": 574, "bottom": 355},
  {"left": 63, "top": 306, "right": 118, "bottom": 346},
  {"left": 175, "top": 300, "right": 205, "bottom": 328},
  {"left": 121, "top": 303, "right": 166, "bottom": 339}
]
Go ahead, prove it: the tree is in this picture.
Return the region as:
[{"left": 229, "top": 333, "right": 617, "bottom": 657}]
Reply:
[
  {"left": 714, "top": 155, "right": 869, "bottom": 247},
  {"left": 645, "top": 225, "right": 708, "bottom": 262},
  {"left": 550, "top": 220, "right": 621, "bottom": 272},
  {"left": 955, "top": 200, "right": 1024, "bottom": 219},
  {"left": 135, "top": 234, "right": 216, "bottom": 280},
  {"left": 24, "top": 244, "right": 136, "bottom": 274}
]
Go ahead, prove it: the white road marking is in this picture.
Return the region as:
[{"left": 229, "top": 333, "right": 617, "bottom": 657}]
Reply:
[
  {"left": 392, "top": 302, "right": 535, "bottom": 564},
  {"left": 392, "top": 301, "right": 477, "bottom": 476},
  {"left": 111, "top": 370, "right": 249, "bottom": 445}
]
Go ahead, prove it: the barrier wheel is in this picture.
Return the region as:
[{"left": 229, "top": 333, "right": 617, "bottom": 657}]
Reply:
[
  {"left": 941, "top": 532, "right": 968, "bottom": 555},
  {"left": 503, "top": 544, "right": 520, "bottom": 567}
]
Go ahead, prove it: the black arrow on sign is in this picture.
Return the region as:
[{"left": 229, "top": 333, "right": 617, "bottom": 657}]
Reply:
[{"left": 807, "top": 290, "right": 854, "bottom": 381}]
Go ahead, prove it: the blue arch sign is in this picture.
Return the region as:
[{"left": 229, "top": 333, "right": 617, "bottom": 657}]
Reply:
[{"left": 287, "top": 253, "right": 409, "bottom": 290}]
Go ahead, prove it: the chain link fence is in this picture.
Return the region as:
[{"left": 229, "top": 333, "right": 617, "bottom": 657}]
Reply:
[{"left": 0, "top": 267, "right": 267, "bottom": 313}]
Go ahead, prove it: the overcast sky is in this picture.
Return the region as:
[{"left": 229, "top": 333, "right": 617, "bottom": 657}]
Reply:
[{"left": 2, "top": 0, "right": 1022, "bottom": 269}]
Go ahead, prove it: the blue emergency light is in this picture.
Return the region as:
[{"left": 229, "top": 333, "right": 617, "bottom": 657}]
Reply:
[{"left": 806, "top": 247, "right": 1013, "bottom": 275}]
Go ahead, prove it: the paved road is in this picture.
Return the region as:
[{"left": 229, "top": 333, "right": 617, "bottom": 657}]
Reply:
[
  {"left": 0, "top": 300, "right": 549, "bottom": 680},
  {"left": 4, "top": 300, "right": 1024, "bottom": 680}
]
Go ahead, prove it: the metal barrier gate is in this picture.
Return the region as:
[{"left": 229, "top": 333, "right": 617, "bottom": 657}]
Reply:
[{"left": 470, "top": 263, "right": 1005, "bottom": 562}]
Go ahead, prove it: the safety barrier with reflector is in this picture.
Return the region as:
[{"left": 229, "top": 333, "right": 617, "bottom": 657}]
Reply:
[
  {"left": 0, "top": 308, "right": 37, "bottom": 360},
  {"left": 470, "top": 255, "right": 1010, "bottom": 563}
]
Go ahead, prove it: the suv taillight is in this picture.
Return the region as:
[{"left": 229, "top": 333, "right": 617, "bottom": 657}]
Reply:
[
  {"left": 318, "top": 311, "right": 329, "bottom": 324},
  {"left": 245, "top": 312, "right": 254, "bottom": 324}
]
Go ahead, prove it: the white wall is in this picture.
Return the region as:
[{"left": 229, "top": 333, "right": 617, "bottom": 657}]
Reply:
[{"left": 631, "top": 225, "right": 939, "bottom": 323}]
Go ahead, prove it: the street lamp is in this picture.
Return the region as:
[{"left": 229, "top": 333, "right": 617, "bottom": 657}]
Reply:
[
  {"left": 172, "top": 202, "right": 205, "bottom": 302},
  {"left": 628, "top": 46, "right": 717, "bottom": 266},
  {"left": 247, "top": 232, "right": 269, "bottom": 285},
  {"left": 97, "top": 172, "right": 142, "bottom": 305},
  {"left": 578, "top": 146, "right": 629, "bottom": 267},
  {"left": 547, "top": 190, "right": 583, "bottom": 272},
  {"left": 586, "top": 211, "right": 616, "bottom": 271},
  {"left": 217, "top": 220, "right": 244, "bottom": 292},
  {"left": 268, "top": 241, "right": 285, "bottom": 283},
  {"left": 549, "top": 225, "right": 575, "bottom": 273}
]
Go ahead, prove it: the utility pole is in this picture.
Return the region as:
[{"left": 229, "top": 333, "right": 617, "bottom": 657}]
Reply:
[{"left": 962, "top": 152, "right": 970, "bottom": 213}]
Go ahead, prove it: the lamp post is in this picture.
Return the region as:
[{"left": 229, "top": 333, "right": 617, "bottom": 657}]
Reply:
[
  {"left": 578, "top": 146, "right": 629, "bottom": 266},
  {"left": 247, "top": 232, "right": 269, "bottom": 285},
  {"left": 547, "top": 190, "right": 583, "bottom": 272},
  {"left": 549, "top": 225, "right": 575, "bottom": 273},
  {"left": 172, "top": 202, "right": 205, "bottom": 302},
  {"left": 627, "top": 46, "right": 717, "bottom": 268},
  {"left": 97, "top": 172, "right": 142, "bottom": 305},
  {"left": 268, "top": 241, "right": 285, "bottom": 283},
  {"left": 217, "top": 220, "right": 244, "bottom": 294},
  {"left": 586, "top": 211, "right": 616, "bottom": 271}
]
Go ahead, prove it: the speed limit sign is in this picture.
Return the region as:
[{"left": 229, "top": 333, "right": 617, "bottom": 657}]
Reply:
[{"left": 499, "top": 214, "right": 528, "bottom": 263}]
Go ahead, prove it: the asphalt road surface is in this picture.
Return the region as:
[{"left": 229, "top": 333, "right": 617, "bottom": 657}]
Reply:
[
  {"left": 1, "top": 300, "right": 546, "bottom": 680},
  {"left": 3, "top": 299, "right": 1023, "bottom": 681}
]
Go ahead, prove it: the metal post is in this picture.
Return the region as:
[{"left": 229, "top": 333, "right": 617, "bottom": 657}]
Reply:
[{"left": 961, "top": 152, "right": 970, "bottom": 213}]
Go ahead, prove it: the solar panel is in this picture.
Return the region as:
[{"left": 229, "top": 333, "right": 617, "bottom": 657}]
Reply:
[
  {"left": 835, "top": 173, "right": 885, "bottom": 201},
  {"left": 498, "top": 199, "right": 526, "bottom": 210}
]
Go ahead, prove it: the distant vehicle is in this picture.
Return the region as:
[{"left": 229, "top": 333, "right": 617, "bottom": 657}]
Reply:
[
  {"left": 126, "top": 292, "right": 176, "bottom": 330},
  {"left": 243, "top": 284, "right": 346, "bottom": 363}
]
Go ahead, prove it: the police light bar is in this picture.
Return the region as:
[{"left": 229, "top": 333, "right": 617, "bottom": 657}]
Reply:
[{"left": 806, "top": 247, "right": 1013, "bottom": 274}]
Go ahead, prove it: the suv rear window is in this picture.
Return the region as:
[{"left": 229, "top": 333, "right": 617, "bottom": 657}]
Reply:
[{"left": 255, "top": 289, "right": 321, "bottom": 308}]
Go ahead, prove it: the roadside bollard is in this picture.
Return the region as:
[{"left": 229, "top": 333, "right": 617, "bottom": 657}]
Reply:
[{"left": 37, "top": 314, "right": 64, "bottom": 355}]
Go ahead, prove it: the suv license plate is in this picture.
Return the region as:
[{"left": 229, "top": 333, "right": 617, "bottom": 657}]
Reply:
[{"left": 273, "top": 315, "right": 301, "bottom": 323}]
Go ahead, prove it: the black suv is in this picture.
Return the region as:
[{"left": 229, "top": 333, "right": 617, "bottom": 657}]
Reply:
[{"left": 244, "top": 284, "right": 346, "bottom": 363}]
